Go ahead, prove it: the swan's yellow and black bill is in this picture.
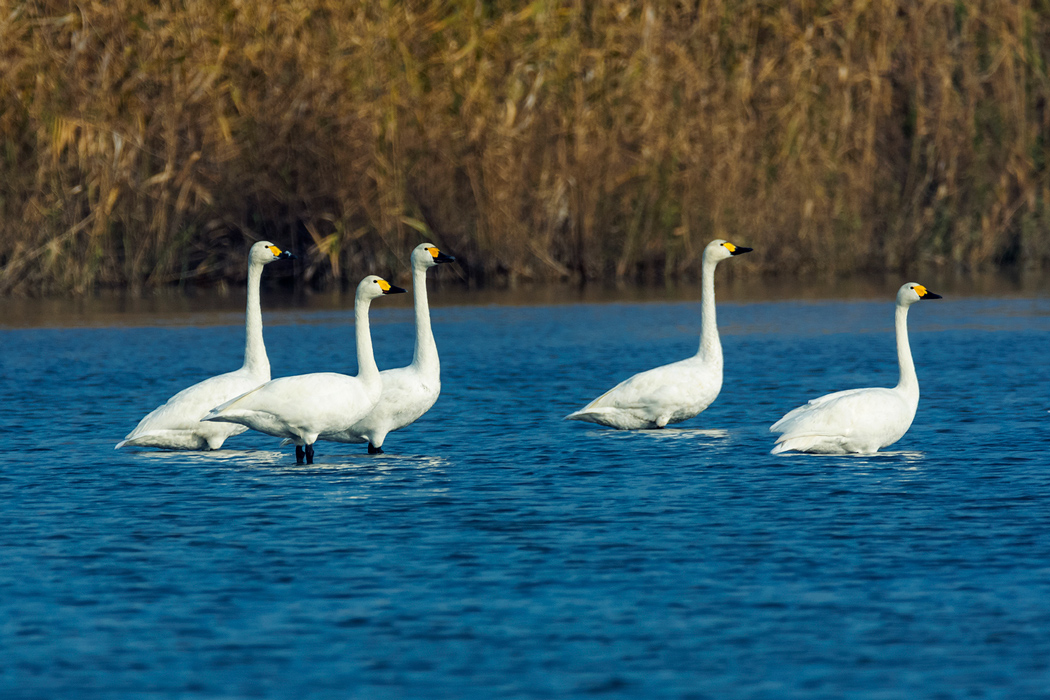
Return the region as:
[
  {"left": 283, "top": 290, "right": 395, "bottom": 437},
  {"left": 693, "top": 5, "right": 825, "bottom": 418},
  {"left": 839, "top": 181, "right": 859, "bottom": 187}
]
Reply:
[
  {"left": 429, "top": 247, "right": 456, "bottom": 264},
  {"left": 377, "top": 279, "right": 407, "bottom": 295},
  {"left": 915, "top": 285, "right": 942, "bottom": 300},
  {"left": 268, "top": 245, "right": 296, "bottom": 260},
  {"left": 724, "top": 242, "right": 753, "bottom": 255}
]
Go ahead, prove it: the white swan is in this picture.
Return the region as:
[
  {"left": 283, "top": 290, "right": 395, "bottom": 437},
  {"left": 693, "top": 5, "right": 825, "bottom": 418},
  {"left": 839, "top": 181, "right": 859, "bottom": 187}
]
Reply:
[
  {"left": 769, "top": 282, "right": 942, "bottom": 455},
  {"left": 115, "top": 241, "right": 294, "bottom": 450},
  {"left": 565, "top": 239, "right": 752, "bottom": 429},
  {"left": 316, "top": 243, "right": 455, "bottom": 454},
  {"left": 203, "top": 275, "right": 406, "bottom": 464}
]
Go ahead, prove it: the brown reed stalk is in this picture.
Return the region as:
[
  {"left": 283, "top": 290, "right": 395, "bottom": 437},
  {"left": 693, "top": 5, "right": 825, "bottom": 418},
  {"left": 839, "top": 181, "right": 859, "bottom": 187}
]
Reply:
[{"left": 1, "top": 0, "right": 1048, "bottom": 295}]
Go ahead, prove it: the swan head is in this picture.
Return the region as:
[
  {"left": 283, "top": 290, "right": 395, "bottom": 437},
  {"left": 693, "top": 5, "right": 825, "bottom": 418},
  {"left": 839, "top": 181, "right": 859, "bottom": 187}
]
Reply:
[
  {"left": 704, "top": 239, "right": 753, "bottom": 263},
  {"left": 357, "top": 275, "right": 408, "bottom": 301},
  {"left": 897, "top": 282, "right": 943, "bottom": 306},
  {"left": 250, "top": 241, "right": 296, "bottom": 264},
  {"left": 412, "top": 242, "right": 456, "bottom": 269}
]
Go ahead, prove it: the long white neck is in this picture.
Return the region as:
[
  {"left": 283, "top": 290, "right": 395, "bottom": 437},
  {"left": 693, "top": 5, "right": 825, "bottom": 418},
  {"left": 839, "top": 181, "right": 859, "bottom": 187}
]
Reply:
[
  {"left": 411, "top": 264, "right": 439, "bottom": 372},
  {"left": 354, "top": 295, "right": 380, "bottom": 382},
  {"left": 696, "top": 254, "right": 723, "bottom": 366},
  {"left": 894, "top": 303, "right": 918, "bottom": 397},
  {"left": 242, "top": 259, "right": 270, "bottom": 377}
]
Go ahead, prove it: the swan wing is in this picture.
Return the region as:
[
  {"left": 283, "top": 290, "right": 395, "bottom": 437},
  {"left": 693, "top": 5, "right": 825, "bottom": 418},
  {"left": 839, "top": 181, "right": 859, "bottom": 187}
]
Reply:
[
  {"left": 205, "top": 372, "right": 380, "bottom": 439},
  {"left": 370, "top": 366, "right": 441, "bottom": 426},
  {"left": 770, "top": 387, "right": 914, "bottom": 453},
  {"left": 770, "top": 387, "right": 873, "bottom": 432},
  {"left": 321, "top": 365, "right": 440, "bottom": 444},
  {"left": 567, "top": 359, "right": 721, "bottom": 428},
  {"left": 120, "top": 368, "right": 262, "bottom": 443}
]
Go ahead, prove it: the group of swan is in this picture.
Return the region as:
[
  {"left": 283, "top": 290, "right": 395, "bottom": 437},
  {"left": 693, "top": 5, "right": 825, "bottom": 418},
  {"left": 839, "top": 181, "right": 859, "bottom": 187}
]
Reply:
[
  {"left": 118, "top": 242, "right": 454, "bottom": 464},
  {"left": 565, "top": 239, "right": 942, "bottom": 454},
  {"left": 119, "top": 238, "right": 942, "bottom": 460},
  {"left": 303, "top": 245, "right": 456, "bottom": 454}
]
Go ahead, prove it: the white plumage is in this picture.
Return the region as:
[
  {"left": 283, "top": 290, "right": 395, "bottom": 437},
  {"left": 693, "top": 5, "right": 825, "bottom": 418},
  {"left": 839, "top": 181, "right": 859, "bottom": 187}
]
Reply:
[
  {"left": 565, "top": 239, "right": 752, "bottom": 430},
  {"left": 203, "top": 275, "right": 406, "bottom": 464},
  {"left": 770, "top": 282, "right": 942, "bottom": 455},
  {"left": 317, "top": 243, "right": 455, "bottom": 454},
  {"left": 115, "top": 241, "right": 294, "bottom": 450}
]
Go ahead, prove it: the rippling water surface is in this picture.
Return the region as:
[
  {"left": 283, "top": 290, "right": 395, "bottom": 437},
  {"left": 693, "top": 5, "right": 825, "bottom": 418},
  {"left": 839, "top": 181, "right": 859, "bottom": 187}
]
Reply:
[{"left": 2, "top": 291, "right": 1049, "bottom": 698}]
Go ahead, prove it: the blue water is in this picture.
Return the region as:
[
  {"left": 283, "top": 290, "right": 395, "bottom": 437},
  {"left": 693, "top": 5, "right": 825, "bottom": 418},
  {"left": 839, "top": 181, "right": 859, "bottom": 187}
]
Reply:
[{"left": 2, "top": 294, "right": 1049, "bottom": 698}]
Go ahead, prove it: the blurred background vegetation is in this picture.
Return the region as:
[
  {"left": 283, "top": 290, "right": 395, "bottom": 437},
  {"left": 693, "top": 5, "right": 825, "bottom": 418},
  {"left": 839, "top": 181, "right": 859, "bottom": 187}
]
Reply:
[{"left": 2, "top": 0, "right": 1049, "bottom": 295}]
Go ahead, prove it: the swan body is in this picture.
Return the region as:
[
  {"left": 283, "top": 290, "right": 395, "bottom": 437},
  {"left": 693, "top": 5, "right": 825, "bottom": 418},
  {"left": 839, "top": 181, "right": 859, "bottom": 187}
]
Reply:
[
  {"left": 204, "top": 275, "right": 405, "bottom": 464},
  {"left": 318, "top": 243, "right": 455, "bottom": 453},
  {"left": 565, "top": 239, "right": 752, "bottom": 429},
  {"left": 116, "top": 242, "right": 294, "bottom": 450},
  {"left": 770, "top": 283, "right": 942, "bottom": 455}
]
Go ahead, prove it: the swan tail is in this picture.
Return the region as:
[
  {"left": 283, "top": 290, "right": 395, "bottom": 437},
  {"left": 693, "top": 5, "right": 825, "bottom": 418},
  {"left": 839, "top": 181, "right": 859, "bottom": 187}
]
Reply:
[
  {"left": 770, "top": 433, "right": 847, "bottom": 455},
  {"left": 564, "top": 407, "right": 651, "bottom": 430},
  {"left": 203, "top": 407, "right": 259, "bottom": 424},
  {"left": 202, "top": 397, "right": 257, "bottom": 423},
  {"left": 565, "top": 393, "right": 642, "bottom": 421},
  {"left": 114, "top": 430, "right": 210, "bottom": 451},
  {"left": 564, "top": 408, "right": 610, "bottom": 423},
  {"left": 203, "top": 386, "right": 262, "bottom": 423},
  {"left": 770, "top": 435, "right": 815, "bottom": 454},
  {"left": 769, "top": 406, "right": 815, "bottom": 433}
]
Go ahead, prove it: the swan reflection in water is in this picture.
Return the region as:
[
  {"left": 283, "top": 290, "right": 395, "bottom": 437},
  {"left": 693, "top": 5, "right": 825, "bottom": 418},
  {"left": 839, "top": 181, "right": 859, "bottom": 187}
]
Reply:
[{"left": 773, "top": 450, "right": 928, "bottom": 477}]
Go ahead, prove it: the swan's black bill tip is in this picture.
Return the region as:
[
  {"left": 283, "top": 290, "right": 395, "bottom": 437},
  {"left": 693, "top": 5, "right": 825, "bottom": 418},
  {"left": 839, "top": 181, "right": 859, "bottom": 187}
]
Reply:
[
  {"left": 385, "top": 285, "right": 408, "bottom": 295},
  {"left": 278, "top": 250, "right": 296, "bottom": 260},
  {"left": 731, "top": 246, "right": 753, "bottom": 255},
  {"left": 923, "top": 291, "right": 943, "bottom": 299},
  {"left": 435, "top": 252, "right": 456, "bottom": 264}
]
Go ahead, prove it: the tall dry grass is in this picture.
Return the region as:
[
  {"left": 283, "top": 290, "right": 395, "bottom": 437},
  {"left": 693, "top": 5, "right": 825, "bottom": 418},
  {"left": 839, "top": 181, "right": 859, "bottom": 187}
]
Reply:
[{"left": 1, "top": 0, "right": 1049, "bottom": 294}]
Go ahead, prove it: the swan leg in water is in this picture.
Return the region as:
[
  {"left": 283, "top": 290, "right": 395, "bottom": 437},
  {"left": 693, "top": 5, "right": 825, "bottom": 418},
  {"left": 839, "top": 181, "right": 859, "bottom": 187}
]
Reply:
[
  {"left": 565, "top": 239, "right": 751, "bottom": 430},
  {"left": 204, "top": 275, "right": 406, "bottom": 464},
  {"left": 769, "top": 283, "right": 942, "bottom": 454},
  {"left": 368, "top": 443, "right": 383, "bottom": 455},
  {"left": 295, "top": 444, "right": 316, "bottom": 465},
  {"left": 116, "top": 242, "right": 294, "bottom": 451}
]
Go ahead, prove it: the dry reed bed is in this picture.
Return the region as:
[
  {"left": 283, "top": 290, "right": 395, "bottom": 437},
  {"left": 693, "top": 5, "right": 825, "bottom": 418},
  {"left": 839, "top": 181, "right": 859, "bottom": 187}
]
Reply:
[{"left": 1, "top": 0, "right": 1048, "bottom": 294}]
